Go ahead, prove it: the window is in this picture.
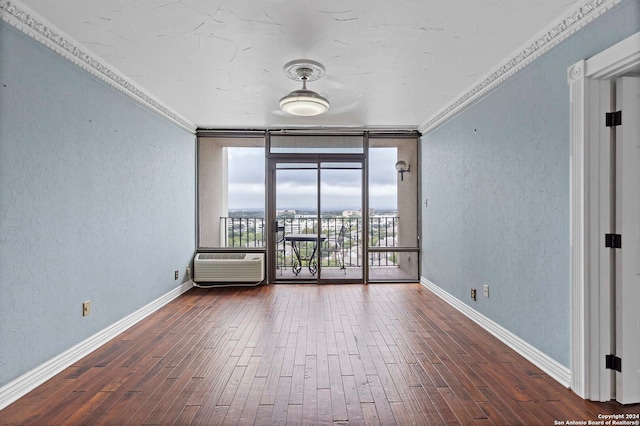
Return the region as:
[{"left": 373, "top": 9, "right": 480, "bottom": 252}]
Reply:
[{"left": 198, "top": 136, "right": 265, "bottom": 248}]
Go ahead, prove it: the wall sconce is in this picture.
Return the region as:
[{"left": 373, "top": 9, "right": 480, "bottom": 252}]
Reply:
[{"left": 395, "top": 160, "right": 410, "bottom": 181}]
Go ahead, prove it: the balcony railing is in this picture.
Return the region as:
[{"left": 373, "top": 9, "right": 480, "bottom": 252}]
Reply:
[
  {"left": 221, "top": 217, "right": 266, "bottom": 248},
  {"left": 220, "top": 216, "right": 400, "bottom": 267}
]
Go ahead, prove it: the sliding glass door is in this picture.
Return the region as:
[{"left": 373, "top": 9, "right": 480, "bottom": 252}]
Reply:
[{"left": 268, "top": 159, "right": 363, "bottom": 283}]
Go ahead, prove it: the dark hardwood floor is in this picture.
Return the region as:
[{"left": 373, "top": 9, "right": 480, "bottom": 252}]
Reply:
[{"left": 0, "top": 283, "right": 637, "bottom": 425}]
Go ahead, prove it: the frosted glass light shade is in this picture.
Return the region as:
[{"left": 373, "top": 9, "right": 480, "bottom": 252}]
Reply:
[{"left": 279, "top": 89, "right": 330, "bottom": 116}]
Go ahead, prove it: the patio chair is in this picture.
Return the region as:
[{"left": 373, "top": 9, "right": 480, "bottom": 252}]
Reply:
[
  {"left": 275, "top": 224, "right": 286, "bottom": 275},
  {"left": 324, "top": 225, "right": 347, "bottom": 273}
]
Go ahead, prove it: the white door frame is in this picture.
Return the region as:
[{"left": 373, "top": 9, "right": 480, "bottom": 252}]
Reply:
[{"left": 568, "top": 31, "right": 640, "bottom": 401}]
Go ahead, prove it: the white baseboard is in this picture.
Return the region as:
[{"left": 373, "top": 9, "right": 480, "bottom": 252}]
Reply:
[
  {"left": 420, "top": 277, "right": 571, "bottom": 388},
  {"left": 0, "top": 281, "right": 194, "bottom": 411}
]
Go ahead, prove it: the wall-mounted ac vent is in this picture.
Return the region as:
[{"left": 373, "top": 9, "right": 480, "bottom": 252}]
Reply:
[{"left": 194, "top": 253, "right": 264, "bottom": 284}]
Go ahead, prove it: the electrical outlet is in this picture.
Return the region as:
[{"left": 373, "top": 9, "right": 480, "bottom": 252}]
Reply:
[
  {"left": 471, "top": 288, "right": 477, "bottom": 301},
  {"left": 174, "top": 270, "right": 179, "bottom": 280},
  {"left": 186, "top": 266, "right": 191, "bottom": 279},
  {"left": 483, "top": 285, "right": 489, "bottom": 298},
  {"left": 82, "top": 301, "right": 91, "bottom": 317}
]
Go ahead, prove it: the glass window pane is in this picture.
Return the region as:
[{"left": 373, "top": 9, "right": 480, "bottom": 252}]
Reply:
[
  {"left": 276, "top": 163, "right": 317, "bottom": 169},
  {"left": 368, "top": 138, "right": 418, "bottom": 248},
  {"left": 198, "top": 137, "right": 265, "bottom": 248},
  {"left": 276, "top": 167, "right": 318, "bottom": 280},
  {"left": 368, "top": 250, "right": 419, "bottom": 282},
  {"left": 320, "top": 168, "right": 362, "bottom": 281},
  {"left": 270, "top": 135, "right": 364, "bottom": 154},
  {"left": 321, "top": 162, "right": 362, "bottom": 169}
]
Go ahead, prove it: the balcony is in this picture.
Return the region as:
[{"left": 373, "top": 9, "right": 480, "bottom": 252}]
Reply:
[{"left": 220, "top": 215, "right": 417, "bottom": 281}]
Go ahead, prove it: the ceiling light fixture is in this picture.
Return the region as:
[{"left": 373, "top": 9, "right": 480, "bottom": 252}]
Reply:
[{"left": 279, "top": 60, "right": 329, "bottom": 116}]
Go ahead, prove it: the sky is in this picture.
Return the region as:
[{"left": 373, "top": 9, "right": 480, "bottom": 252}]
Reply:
[{"left": 228, "top": 147, "right": 399, "bottom": 211}]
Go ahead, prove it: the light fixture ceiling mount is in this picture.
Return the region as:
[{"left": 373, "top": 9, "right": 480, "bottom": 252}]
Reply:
[{"left": 279, "top": 60, "right": 330, "bottom": 117}]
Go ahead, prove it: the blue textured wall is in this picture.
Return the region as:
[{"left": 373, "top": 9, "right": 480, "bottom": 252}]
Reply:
[
  {"left": 0, "top": 23, "right": 196, "bottom": 386},
  {"left": 421, "top": 0, "right": 640, "bottom": 368}
]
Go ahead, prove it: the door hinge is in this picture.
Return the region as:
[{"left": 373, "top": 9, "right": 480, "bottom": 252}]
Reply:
[
  {"left": 605, "top": 233, "right": 622, "bottom": 249},
  {"left": 605, "top": 111, "right": 622, "bottom": 127},
  {"left": 606, "top": 354, "right": 622, "bottom": 372}
]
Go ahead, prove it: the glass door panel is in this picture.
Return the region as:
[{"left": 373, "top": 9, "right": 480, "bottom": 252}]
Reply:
[
  {"left": 275, "top": 164, "right": 319, "bottom": 282},
  {"left": 319, "top": 163, "right": 363, "bottom": 282}
]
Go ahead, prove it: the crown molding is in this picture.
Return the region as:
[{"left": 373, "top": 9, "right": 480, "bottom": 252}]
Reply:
[
  {"left": 419, "top": 0, "right": 623, "bottom": 134},
  {"left": 0, "top": 0, "right": 196, "bottom": 134}
]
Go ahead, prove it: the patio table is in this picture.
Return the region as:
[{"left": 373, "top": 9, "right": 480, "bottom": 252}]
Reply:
[{"left": 284, "top": 233, "right": 327, "bottom": 275}]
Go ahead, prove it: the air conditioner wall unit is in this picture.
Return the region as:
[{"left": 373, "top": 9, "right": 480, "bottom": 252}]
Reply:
[{"left": 194, "top": 253, "right": 264, "bottom": 284}]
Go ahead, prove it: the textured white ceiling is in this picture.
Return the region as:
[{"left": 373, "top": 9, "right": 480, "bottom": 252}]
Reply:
[{"left": 18, "top": 0, "right": 581, "bottom": 129}]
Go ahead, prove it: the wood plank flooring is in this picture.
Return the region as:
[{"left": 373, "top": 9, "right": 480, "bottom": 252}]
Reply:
[{"left": 1, "top": 284, "right": 637, "bottom": 425}]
